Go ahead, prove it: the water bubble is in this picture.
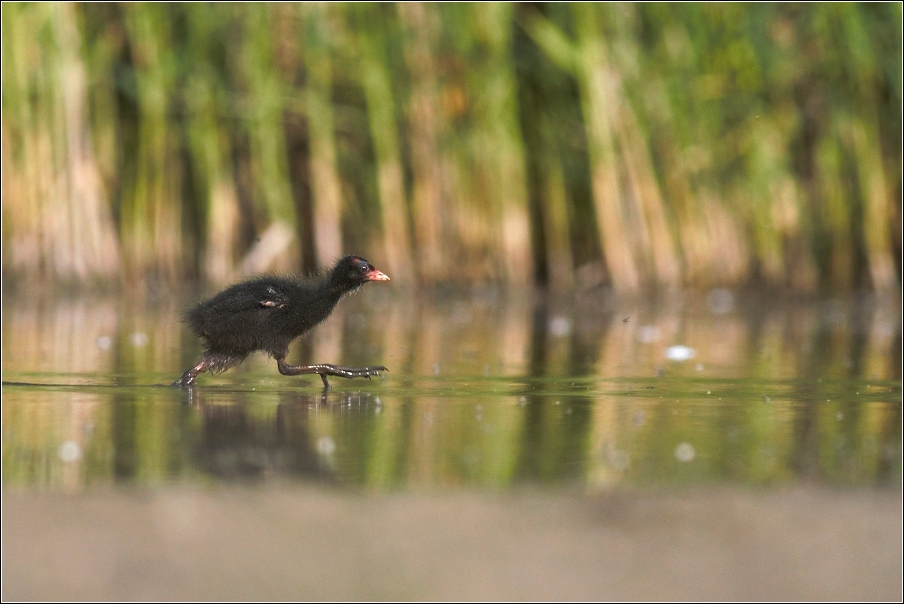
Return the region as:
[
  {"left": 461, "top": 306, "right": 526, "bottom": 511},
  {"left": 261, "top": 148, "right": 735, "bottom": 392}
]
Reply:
[
  {"left": 674, "top": 442, "right": 696, "bottom": 462},
  {"left": 608, "top": 448, "right": 630, "bottom": 471},
  {"left": 636, "top": 325, "right": 660, "bottom": 343},
  {"left": 432, "top": 363, "right": 440, "bottom": 375},
  {"left": 549, "top": 317, "right": 572, "bottom": 337},
  {"left": 129, "top": 332, "right": 148, "bottom": 347},
  {"left": 666, "top": 345, "right": 696, "bottom": 361},
  {"left": 316, "top": 436, "right": 336, "bottom": 455},
  {"left": 708, "top": 288, "right": 735, "bottom": 314},
  {"left": 96, "top": 336, "right": 112, "bottom": 350},
  {"left": 58, "top": 441, "right": 82, "bottom": 463}
]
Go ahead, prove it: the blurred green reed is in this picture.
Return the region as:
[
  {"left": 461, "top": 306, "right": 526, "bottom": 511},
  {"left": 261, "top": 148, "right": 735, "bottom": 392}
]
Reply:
[{"left": 1, "top": 3, "right": 900, "bottom": 291}]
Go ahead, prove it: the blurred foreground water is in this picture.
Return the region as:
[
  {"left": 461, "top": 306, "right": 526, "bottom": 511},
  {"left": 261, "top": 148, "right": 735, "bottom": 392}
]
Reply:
[{"left": 3, "top": 287, "right": 900, "bottom": 491}]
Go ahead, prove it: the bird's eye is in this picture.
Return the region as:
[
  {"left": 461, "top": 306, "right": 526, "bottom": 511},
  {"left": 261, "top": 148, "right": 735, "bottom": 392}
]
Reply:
[{"left": 359, "top": 264, "right": 368, "bottom": 273}]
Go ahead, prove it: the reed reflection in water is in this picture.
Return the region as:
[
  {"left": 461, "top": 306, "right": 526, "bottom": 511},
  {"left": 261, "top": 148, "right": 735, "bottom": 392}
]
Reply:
[{"left": 2, "top": 288, "right": 900, "bottom": 490}]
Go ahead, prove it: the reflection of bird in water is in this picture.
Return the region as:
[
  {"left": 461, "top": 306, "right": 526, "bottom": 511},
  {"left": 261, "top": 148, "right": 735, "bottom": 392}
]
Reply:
[
  {"left": 174, "top": 256, "right": 390, "bottom": 388},
  {"left": 194, "top": 395, "right": 344, "bottom": 482}
]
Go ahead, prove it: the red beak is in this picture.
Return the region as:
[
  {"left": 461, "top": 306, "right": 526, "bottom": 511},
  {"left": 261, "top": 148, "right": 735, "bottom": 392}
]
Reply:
[{"left": 367, "top": 269, "right": 390, "bottom": 281}]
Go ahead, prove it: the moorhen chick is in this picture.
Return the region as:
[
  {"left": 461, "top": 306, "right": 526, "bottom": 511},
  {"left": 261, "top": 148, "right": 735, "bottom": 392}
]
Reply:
[{"left": 173, "top": 255, "right": 390, "bottom": 388}]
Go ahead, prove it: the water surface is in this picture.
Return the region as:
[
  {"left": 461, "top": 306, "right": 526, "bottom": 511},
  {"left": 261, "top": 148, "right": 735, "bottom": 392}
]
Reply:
[
  {"left": 2, "top": 288, "right": 901, "bottom": 600},
  {"left": 4, "top": 288, "right": 899, "bottom": 490}
]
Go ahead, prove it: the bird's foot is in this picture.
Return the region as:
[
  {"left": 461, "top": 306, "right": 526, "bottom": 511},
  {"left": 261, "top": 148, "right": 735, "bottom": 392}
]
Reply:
[
  {"left": 172, "top": 371, "right": 195, "bottom": 388},
  {"left": 325, "top": 365, "right": 388, "bottom": 380},
  {"left": 318, "top": 366, "right": 387, "bottom": 389},
  {"left": 172, "top": 360, "right": 212, "bottom": 388},
  {"left": 277, "top": 361, "right": 388, "bottom": 387}
]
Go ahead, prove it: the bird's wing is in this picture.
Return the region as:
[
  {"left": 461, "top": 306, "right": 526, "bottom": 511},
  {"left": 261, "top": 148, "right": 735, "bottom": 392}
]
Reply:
[
  {"left": 201, "top": 280, "right": 292, "bottom": 314},
  {"left": 258, "top": 284, "right": 290, "bottom": 309}
]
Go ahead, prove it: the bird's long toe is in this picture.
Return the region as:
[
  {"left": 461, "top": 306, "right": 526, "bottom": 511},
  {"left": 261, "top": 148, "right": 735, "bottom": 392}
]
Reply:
[{"left": 347, "top": 366, "right": 387, "bottom": 379}]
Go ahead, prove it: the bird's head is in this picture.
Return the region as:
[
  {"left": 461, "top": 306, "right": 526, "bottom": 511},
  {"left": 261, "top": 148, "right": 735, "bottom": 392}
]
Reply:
[{"left": 331, "top": 255, "right": 390, "bottom": 292}]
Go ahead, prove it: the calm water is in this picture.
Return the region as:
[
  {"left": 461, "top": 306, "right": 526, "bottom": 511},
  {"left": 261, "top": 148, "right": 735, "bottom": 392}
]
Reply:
[{"left": 3, "top": 287, "right": 900, "bottom": 491}]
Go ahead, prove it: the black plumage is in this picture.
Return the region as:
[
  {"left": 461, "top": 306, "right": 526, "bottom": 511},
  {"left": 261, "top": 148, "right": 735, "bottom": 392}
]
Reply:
[{"left": 173, "top": 255, "right": 390, "bottom": 388}]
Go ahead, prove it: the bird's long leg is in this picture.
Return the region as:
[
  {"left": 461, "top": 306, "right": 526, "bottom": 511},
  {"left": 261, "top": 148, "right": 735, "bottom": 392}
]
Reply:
[
  {"left": 172, "top": 359, "right": 211, "bottom": 388},
  {"left": 172, "top": 353, "right": 244, "bottom": 388},
  {"left": 276, "top": 359, "right": 387, "bottom": 389}
]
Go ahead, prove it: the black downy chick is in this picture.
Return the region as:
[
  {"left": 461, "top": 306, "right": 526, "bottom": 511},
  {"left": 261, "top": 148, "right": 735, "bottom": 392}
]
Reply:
[{"left": 173, "top": 255, "right": 390, "bottom": 388}]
